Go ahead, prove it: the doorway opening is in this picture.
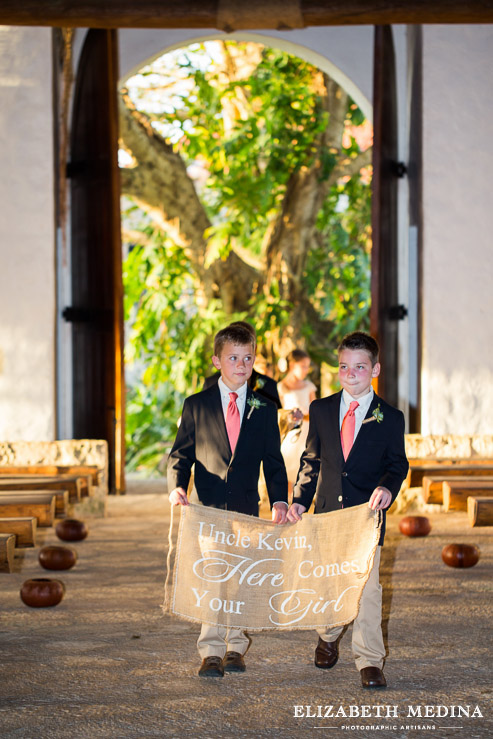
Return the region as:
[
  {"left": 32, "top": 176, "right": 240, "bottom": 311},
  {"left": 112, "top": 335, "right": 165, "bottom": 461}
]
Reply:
[{"left": 118, "top": 39, "right": 373, "bottom": 475}]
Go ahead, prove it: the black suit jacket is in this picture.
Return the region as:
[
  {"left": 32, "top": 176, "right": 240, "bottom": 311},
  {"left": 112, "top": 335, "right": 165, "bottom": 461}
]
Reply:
[
  {"left": 167, "top": 384, "right": 288, "bottom": 515},
  {"left": 292, "top": 391, "right": 408, "bottom": 544},
  {"left": 203, "top": 370, "right": 282, "bottom": 409}
]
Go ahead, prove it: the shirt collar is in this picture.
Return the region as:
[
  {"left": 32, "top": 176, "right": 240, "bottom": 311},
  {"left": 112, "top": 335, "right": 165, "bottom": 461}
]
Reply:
[
  {"left": 218, "top": 376, "right": 248, "bottom": 399},
  {"left": 342, "top": 387, "right": 374, "bottom": 414}
]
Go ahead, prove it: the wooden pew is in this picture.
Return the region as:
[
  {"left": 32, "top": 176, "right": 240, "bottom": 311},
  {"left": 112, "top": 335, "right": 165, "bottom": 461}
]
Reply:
[
  {"left": 0, "top": 516, "right": 37, "bottom": 547},
  {"left": 408, "top": 460, "right": 493, "bottom": 490},
  {"left": 0, "top": 488, "right": 69, "bottom": 516},
  {"left": 0, "top": 494, "right": 56, "bottom": 527},
  {"left": 468, "top": 496, "right": 493, "bottom": 527},
  {"left": 0, "top": 533, "right": 15, "bottom": 572},
  {"left": 443, "top": 480, "right": 493, "bottom": 512},
  {"left": 422, "top": 475, "right": 493, "bottom": 504},
  {"left": 0, "top": 475, "right": 82, "bottom": 503},
  {"left": 0, "top": 464, "right": 99, "bottom": 492}
]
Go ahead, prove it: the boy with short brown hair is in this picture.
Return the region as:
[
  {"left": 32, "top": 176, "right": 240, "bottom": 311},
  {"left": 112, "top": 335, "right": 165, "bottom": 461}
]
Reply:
[
  {"left": 168, "top": 323, "right": 288, "bottom": 677},
  {"left": 287, "top": 330, "right": 408, "bottom": 688}
]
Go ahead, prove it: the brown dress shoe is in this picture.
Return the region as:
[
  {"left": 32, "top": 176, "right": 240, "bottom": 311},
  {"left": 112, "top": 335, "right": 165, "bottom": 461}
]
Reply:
[
  {"left": 314, "top": 637, "right": 339, "bottom": 669},
  {"left": 198, "top": 656, "right": 224, "bottom": 677},
  {"left": 360, "top": 666, "right": 387, "bottom": 688},
  {"left": 223, "top": 651, "right": 246, "bottom": 673}
]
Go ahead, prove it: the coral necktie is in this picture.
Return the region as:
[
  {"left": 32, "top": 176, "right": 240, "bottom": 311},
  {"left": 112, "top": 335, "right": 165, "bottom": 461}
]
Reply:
[
  {"left": 341, "top": 400, "right": 359, "bottom": 460},
  {"left": 226, "top": 392, "right": 241, "bottom": 453}
]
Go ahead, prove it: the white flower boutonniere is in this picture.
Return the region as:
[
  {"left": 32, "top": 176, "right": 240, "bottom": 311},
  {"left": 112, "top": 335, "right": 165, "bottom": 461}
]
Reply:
[
  {"left": 362, "top": 403, "right": 384, "bottom": 425},
  {"left": 246, "top": 396, "right": 266, "bottom": 419}
]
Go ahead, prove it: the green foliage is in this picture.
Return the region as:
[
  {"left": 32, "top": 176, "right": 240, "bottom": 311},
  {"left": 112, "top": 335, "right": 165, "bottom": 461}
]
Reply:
[
  {"left": 122, "top": 41, "right": 372, "bottom": 473},
  {"left": 123, "top": 214, "right": 248, "bottom": 472},
  {"left": 137, "top": 44, "right": 328, "bottom": 259},
  {"left": 306, "top": 174, "right": 372, "bottom": 367}
]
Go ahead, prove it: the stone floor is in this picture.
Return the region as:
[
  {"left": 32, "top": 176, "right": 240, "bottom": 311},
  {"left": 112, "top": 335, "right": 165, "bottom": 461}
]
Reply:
[{"left": 1, "top": 482, "right": 492, "bottom": 738}]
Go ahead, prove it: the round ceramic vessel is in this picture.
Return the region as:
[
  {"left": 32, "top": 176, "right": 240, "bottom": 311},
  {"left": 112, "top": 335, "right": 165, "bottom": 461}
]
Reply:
[
  {"left": 441, "top": 543, "right": 480, "bottom": 568},
  {"left": 39, "top": 545, "right": 77, "bottom": 571},
  {"left": 20, "top": 578, "right": 65, "bottom": 607},
  {"left": 55, "top": 519, "right": 88, "bottom": 542},
  {"left": 399, "top": 515, "right": 431, "bottom": 537}
]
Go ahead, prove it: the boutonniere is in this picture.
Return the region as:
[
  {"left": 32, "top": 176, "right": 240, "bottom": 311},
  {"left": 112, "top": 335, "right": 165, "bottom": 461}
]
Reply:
[
  {"left": 254, "top": 377, "right": 266, "bottom": 390},
  {"left": 246, "top": 396, "right": 266, "bottom": 419},
  {"left": 362, "top": 403, "right": 384, "bottom": 425}
]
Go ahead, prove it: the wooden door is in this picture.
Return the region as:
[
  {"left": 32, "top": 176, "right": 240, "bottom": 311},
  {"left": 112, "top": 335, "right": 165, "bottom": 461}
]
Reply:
[
  {"left": 65, "top": 29, "right": 125, "bottom": 493},
  {"left": 371, "top": 25, "right": 402, "bottom": 407}
]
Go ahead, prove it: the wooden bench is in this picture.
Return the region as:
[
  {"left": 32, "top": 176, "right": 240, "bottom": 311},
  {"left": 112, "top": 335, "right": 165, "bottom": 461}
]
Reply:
[
  {"left": 0, "top": 533, "right": 15, "bottom": 573},
  {"left": 0, "top": 516, "right": 37, "bottom": 547},
  {"left": 0, "top": 475, "right": 82, "bottom": 503},
  {"left": 0, "top": 464, "right": 99, "bottom": 494},
  {"left": 422, "top": 475, "right": 493, "bottom": 504},
  {"left": 0, "top": 493, "right": 56, "bottom": 527},
  {"left": 0, "top": 488, "right": 69, "bottom": 516},
  {"left": 443, "top": 480, "right": 493, "bottom": 511},
  {"left": 468, "top": 496, "right": 493, "bottom": 527},
  {"left": 407, "top": 460, "right": 493, "bottom": 489}
]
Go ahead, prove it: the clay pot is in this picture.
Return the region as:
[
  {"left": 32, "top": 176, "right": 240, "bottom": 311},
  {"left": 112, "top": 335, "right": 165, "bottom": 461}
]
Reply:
[
  {"left": 20, "top": 578, "right": 65, "bottom": 607},
  {"left": 56, "top": 518, "right": 88, "bottom": 542},
  {"left": 399, "top": 515, "right": 431, "bottom": 537},
  {"left": 39, "top": 545, "right": 77, "bottom": 571},
  {"left": 442, "top": 543, "right": 480, "bottom": 568}
]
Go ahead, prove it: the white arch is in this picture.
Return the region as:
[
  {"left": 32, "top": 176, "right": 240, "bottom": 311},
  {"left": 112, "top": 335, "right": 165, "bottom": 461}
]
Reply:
[{"left": 119, "top": 27, "right": 373, "bottom": 120}]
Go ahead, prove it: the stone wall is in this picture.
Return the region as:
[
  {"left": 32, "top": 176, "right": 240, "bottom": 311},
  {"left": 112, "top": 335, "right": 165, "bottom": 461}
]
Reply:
[
  {"left": 0, "top": 439, "right": 108, "bottom": 516},
  {"left": 406, "top": 434, "right": 493, "bottom": 460}
]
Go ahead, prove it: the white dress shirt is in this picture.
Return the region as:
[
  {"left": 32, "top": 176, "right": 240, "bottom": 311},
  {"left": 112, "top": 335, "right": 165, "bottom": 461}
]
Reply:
[
  {"left": 218, "top": 377, "right": 248, "bottom": 421},
  {"left": 339, "top": 388, "right": 374, "bottom": 443}
]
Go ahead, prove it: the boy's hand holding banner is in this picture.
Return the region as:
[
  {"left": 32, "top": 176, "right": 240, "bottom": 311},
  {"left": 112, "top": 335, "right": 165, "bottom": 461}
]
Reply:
[{"left": 165, "top": 503, "right": 381, "bottom": 631}]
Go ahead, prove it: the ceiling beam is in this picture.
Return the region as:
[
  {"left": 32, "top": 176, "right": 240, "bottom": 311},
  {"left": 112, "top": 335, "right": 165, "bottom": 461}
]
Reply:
[{"left": 0, "top": 1, "right": 492, "bottom": 30}]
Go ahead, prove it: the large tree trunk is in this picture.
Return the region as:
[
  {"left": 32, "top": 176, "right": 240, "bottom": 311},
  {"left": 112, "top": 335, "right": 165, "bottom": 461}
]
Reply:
[{"left": 119, "top": 68, "right": 370, "bottom": 358}]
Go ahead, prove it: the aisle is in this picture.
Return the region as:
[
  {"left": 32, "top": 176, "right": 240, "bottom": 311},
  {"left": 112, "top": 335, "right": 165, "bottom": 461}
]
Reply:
[{"left": 1, "top": 493, "right": 491, "bottom": 738}]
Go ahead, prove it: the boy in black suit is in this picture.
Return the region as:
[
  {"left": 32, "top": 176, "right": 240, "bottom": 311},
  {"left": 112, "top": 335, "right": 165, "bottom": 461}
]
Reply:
[
  {"left": 287, "top": 331, "right": 408, "bottom": 689},
  {"left": 168, "top": 324, "right": 288, "bottom": 677}
]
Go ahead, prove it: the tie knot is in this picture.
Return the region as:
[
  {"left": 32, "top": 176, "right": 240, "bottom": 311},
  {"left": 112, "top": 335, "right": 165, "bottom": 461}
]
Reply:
[
  {"left": 348, "top": 401, "right": 359, "bottom": 413},
  {"left": 229, "top": 392, "right": 238, "bottom": 402}
]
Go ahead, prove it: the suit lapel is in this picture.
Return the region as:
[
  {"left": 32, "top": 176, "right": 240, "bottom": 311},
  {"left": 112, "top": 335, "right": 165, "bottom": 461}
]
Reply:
[
  {"left": 206, "top": 385, "right": 232, "bottom": 458},
  {"left": 208, "top": 383, "right": 252, "bottom": 461}
]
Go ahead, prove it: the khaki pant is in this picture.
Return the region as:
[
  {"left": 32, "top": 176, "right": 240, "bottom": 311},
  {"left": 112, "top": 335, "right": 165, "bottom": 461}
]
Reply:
[
  {"left": 317, "top": 546, "right": 385, "bottom": 670},
  {"left": 197, "top": 624, "right": 250, "bottom": 659}
]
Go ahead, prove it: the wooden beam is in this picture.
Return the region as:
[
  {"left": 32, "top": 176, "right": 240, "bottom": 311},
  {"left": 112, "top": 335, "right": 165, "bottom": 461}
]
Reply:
[
  {"left": 468, "top": 496, "right": 493, "bottom": 527},
  {"left": 0, "top": 464, "right": 100, "bottom": 485},
  {"left": 443, "top": 481, "right": 493, "bottom": 512},
  {"left": 0, "top": 489, "right": 70, "bottom": 516},
  {"left": 0, "top": 476, "right": 82, "bottom": 502},
  {"left": 0, "top": 494, "right": 56, "bottom": 527},
  {"left": 0, "top": 533, "right": 15, "bottom": 573},
  {"left": 0, "top": 1, "right": 491, "bottom": 29},
  {"left": 0, "top": 517, "right": 37, "bottom": 547},
  {"left": 408, "top": 461, "right": 493, "bottom": 489},
  {"left": 422, "top": 474, "right": 493, "bottom": 504}
]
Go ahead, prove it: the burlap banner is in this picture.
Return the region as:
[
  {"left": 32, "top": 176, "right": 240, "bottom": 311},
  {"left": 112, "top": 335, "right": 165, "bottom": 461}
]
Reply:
[{"left": 165, "top": 502, "right": 381, "bottom": 631}]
